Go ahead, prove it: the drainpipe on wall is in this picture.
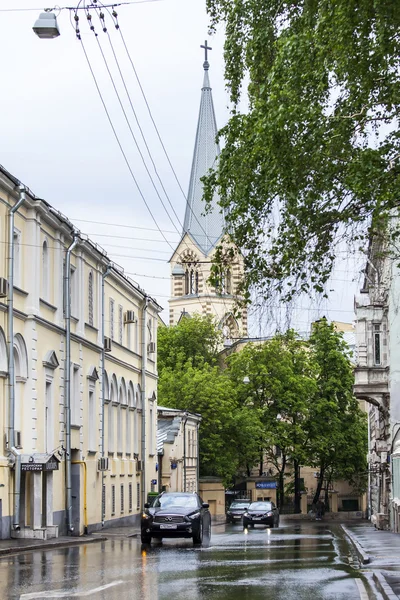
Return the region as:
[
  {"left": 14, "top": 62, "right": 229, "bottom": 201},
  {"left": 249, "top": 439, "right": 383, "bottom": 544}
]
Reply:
[
  {"left": 64, "top": 232, "right": 80, "bottom": 534},
  {"left": 183, "top": 413, "right": 188, "bottom": 493},
  {"left": 141, "top": 296, "right": 150, "bottom": 510},
  {"left": 101, "top": 265, "right": 112, "bottom": 526},
  {"left": 8, "top": 185, "right": 26, "bottom": 531}
]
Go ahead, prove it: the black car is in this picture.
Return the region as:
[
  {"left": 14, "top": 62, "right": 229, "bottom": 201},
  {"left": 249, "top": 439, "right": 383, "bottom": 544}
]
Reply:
[
  {"left": 242, "top": 501, "right": 280, "bottom": 528},
  {"left": 226, "top": 499, "right": 251, "bottom": 523},
  {"left": 141, "top": 492, "right": 211, "bottom": 545}
]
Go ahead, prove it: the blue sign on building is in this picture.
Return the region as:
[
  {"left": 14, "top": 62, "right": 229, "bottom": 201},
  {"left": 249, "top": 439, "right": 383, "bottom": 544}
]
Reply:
[{"left": 255, "top": 481, "right": 277, "bottom": 489}]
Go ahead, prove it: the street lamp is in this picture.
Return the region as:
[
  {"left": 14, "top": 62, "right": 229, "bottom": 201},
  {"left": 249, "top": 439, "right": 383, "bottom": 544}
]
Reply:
[{"left": 33, "top": 11, "right": 60, "bottom": 39}]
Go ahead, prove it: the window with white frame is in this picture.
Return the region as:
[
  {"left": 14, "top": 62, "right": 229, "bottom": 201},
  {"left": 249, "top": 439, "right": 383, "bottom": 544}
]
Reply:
[
  {"left": 88, "top": 271, "right": 94, "bottom": 326},
  {"left": 117, "top": 406, "right": 122, "bottom": 453},
  {"left": 111, "top": 484, "right": 116, "bottom": 515},
  {"left": 134, "top": 319, "right": 139, "bottom": 354},
  {"left": 126, "top": 407, "right": 131, "bottom": 454},
  {"left": 45, "top": 380, "right": 53, "bottom": 453},
  {"left": 71, "top": 364, "right": 80, "bottom": 426},
  {"left": 149, "top": 406, "right": 154, "bottom": 455},
  {"left": 127, "top": 321, "right": 131, "bottom": 350},
  {"left": 120, "top": 484, "right": 124, "bottom": 514},
  {"left": 118, "top": 305, "right": 123, "bottom": 345},
  {"left": 88, "top": 389, "right": 96, "bottom": 451},
  {"left": 108, "top": 400, "right": 114, "bottom": 454},
  {"left": 42, "top": 240, "right": 49, "bottom": 300},
  {"left": 136, "top": 483, "right": 140, "bottom": 510},
  {"left": 373, "top": 323, "right": 382, "bottom": 366},
  {"left": 129, "top": 483, "right": 133, "bottom": 512},
  {"left": 13, "top": 229, "right": 21, "bottom": 287},
  {"left": 109, "top": 299, "right": 115, "bottom": 340},
  {"left": 70, "top": 266, "right": 78, "bottom": 317}
]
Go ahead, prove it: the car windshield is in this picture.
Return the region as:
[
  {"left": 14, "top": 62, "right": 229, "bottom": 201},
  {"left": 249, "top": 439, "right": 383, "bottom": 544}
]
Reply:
[
  {"left": 153, "top": 494, "right": 198, "bottom": 509},
  {"left": 230, "top": 502, "right": 250, "bottom": 509},
  {"left": 249, "top": 502, "right": 272, "bottom": 511}
]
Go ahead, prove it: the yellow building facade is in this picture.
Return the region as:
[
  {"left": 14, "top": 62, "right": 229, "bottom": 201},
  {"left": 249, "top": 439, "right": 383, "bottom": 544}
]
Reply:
[{"left": 0, "top": 165, "right": 161, "bottom": 539}]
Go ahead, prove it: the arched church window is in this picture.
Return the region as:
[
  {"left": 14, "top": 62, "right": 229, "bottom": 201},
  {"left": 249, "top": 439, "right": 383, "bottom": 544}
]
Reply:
[{"left": 226, "top": 269, "right": 232, "bottom": 294}]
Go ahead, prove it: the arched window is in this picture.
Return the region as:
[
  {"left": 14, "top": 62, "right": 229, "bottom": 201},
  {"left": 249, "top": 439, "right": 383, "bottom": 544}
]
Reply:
[
  {"left": 0, "top": 327, "right": 7, "bottom": 374},
  {"left": 88, "top": 271, "right": 94, "bottom": 326},
  {"left": 226, "top": 269, "right": 232, "bottom": 294},
  {"left": 185, "top": 267, "right": 199, "bottom": 295},
  {"left": 42, "top": 240, "right": 49, "bottom": 300}
]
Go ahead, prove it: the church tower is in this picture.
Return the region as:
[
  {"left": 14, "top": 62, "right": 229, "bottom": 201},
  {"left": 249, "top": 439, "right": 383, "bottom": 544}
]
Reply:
[{"left": 169, "top": 42, "right": 248, "bottom": 340}]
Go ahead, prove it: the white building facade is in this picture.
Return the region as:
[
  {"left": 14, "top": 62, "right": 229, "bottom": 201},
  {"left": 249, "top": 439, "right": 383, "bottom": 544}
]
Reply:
[
  {"left": 0, "top": 165, "right": 161, "bottom": 539},
  {"left": 354, "top": 236, "right": 398, "bottom": 530}
]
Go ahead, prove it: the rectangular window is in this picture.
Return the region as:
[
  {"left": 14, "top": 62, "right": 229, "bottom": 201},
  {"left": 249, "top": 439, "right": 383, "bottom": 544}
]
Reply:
[
  {"left": 127, "top": 323, "right": 131, "bottom": 350},
  {"left": 102, "top": 484, "right": 106, "bottom": 520},
  {"left": 129, "top": 483, "right": 133, "bottom": 512},
  {"left": 13, "top": 229, "right": 21, "bottom": 287},
  {"left": 117, "top": 407, "right": 122, "bottom": 454},
  {"left": 136, "top": 483, "right": 140, "bottom": 510},
  {"left": 88, "top": 390, "right": 95, "bottom": 451},
  {"left": 118, "top": 305, "right": 123, "bottom": 345},
  {"left": 71, "top": 365, "right": 80, "bottom": 426},
  {"left": 120, "top": 484, "right": 124, "bottom": 514},
  {"left": 373, "top": 323, "right": 382, "bottom": 366},
  {"left": 70, "top": 266, "right": 77, "bottom": 317},
  {"left": 111, "top": 484, "right": 116, "bottom": 516},
  {"left": 134, "top": 320, "right": 139, "bottom": 354},
  {"left": 149, "top": 407, "right": 154, "bottom": 455},
  {"left": 109, "top": 299, "right": 115, "bottom": 340},
  {"left": 45, "top": 381, "right": 53, "bottom": 453}
]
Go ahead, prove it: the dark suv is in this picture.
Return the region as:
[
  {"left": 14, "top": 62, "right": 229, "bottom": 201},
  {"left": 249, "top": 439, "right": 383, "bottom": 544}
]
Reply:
[
  {"left": 226, "top": 499, "right": 251, "bottom": 523},
  {"left": 141, "top": 492, "right": 211, "bottom": 545}
]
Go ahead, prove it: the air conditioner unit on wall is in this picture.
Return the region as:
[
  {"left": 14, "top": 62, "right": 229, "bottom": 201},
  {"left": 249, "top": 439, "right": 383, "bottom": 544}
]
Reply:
[
  {"left": 104, "top": 337, "right": 112, "bottom": 352},
  {"left": 136, "top": 460, "right": 144, "bottom": 472},
  {"left": 147, "top": 342, "right": 156, "bottom": 354},
  {"left": 0, "top": 278, "right": 8, "bottom": 298},
  {"left": 98, "top": 457, "right": 109, "bottom": 471},
  {"left": 124, "top": 310, "right": 135, "bottom": 324}
]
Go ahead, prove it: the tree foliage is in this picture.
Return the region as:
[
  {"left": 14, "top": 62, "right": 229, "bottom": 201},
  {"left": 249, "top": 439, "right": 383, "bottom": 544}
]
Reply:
[{"left": 204, "top": 0, "right": 400, "bottom": 302}]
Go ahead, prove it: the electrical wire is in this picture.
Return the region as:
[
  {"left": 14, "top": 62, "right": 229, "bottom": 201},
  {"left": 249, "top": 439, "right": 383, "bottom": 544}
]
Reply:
[{"left": 0, "top": 1, "right": 162, "bottom": 12}]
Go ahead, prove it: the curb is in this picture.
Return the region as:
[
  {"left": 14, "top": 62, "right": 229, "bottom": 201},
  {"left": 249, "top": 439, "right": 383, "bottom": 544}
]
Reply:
[
  {"left": 0, "top": 535, "right": 108, "bottom": 557},
  {"left": 340, "top": 524, "right": 370, "bottom": 564},
  {"left": 373, "top": 571, "right": 400, "bottom": 600}
]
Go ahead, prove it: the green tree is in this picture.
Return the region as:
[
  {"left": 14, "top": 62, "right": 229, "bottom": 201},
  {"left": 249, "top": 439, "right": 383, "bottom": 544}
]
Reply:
[
  {"left": 227, "top": 331, "right": 317, "bottom": 511},
  {"left": 307, "top": 319, "right": 368, "bottom": 504},
  {"left": 204, "top": 1, "right": 400, "bottom": 302},
  {"left": 157, "top": 315, "right": 261, "bottom": 484},
  {"left": 157, "top": 314, "right": 221, "bottom": 372}
]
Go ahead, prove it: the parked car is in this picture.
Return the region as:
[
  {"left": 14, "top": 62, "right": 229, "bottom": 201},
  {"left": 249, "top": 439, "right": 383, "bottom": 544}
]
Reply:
[
  {"left": 141, "top": 492, "right": 211, "bottom": 545},
  {"left": 226, "top": 499, "right": 251, "bottom": 523},
  {"left": 242, "top": 501, "right": 280, "bottom": 528}
]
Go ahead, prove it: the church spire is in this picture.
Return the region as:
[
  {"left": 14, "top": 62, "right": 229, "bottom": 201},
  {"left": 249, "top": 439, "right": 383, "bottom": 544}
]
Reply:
[{"left": 183, "top": 40, "right": 225, "bottom": 256}]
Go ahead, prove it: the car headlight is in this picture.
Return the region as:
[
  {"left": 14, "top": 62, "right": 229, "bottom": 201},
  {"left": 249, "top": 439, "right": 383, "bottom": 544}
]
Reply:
[
  {"left": 227, "top": 511, "right": 232, "bottom": 515},
  {"left": 266, "top": 512, "right": 273, "bottom": 517},
  {"left": 142, "top": 512, "right": 151, "bottom": 519},
  {"left": 189, "top": 512, "right": 201, "bottom": 520},
  {"left": 243, "top": 512, "right": 249, "bottom": 517}
]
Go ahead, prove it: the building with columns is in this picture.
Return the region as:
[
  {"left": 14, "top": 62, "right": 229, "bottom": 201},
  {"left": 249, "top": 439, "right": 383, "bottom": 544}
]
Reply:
[
  {"left": 169, "top": 43, "right": 248, "bottom": 340},
  {"left": 0, "top": 164, "right": 161, "bottom": 539}
]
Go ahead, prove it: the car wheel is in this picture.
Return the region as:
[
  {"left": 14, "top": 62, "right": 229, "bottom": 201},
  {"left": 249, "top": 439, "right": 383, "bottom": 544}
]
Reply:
[
  {"left": 141, "top": 533, "right": 151, "bottom": 544},
  {"left": 193, "top": 521, "right": 203, "bottom": 545}
]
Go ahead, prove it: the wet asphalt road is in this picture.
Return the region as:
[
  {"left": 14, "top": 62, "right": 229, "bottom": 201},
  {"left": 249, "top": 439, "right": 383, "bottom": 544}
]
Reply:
[{"left": 0, "top": 521, "right": 379, "bottom": 600}]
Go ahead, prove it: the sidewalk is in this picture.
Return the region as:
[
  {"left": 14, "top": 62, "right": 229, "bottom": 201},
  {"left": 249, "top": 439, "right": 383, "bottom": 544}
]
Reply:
[
  {"left": 342, "top": 522, "right": 400, "bottom": 600},
  {"left": 0, "top": 533, "right": 109, "bottom": 557}
]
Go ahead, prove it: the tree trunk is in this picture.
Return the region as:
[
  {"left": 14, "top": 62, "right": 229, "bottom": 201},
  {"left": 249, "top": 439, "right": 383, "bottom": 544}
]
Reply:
[
  {"left": 278, "top": 455, "right": 286, "bottom": 510},
  {"left": 294, "top": 459, "right": 301, "bottom": 514},
  {"left": 259, "top": 450, "right": 264, "bottom": 477},
  {"left": 312, "top": 468, "right": 325, "bottom": 506}
]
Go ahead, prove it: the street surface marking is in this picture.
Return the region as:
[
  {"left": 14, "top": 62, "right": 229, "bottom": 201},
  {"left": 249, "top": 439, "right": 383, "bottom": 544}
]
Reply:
[
  {"left": 19, "top": 580, "right": 124, "bottom": 599},
  {"left": 355, "top": 577, "right": 369, "bottom": 600}
]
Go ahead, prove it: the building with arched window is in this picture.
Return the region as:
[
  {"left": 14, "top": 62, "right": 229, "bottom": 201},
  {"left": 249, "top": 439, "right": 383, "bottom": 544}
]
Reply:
[
  {"left": 0, "top": 164, "right": 161, "bottom": 539},
  {"left": 169, "top": 50, "right": 247, "bottom": 341}
]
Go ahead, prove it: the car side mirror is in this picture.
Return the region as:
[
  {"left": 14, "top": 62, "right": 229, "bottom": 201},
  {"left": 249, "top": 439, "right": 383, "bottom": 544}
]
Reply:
[
  {"left": 144, "top": 503, "right": 150, "bottom": 509},
  {"left": 202, "top": 502, "right": 209, "bottom": 508}
]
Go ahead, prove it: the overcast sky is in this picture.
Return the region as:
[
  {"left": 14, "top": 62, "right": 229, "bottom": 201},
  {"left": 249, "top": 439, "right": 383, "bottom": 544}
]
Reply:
[{"left": 0, "top": 0, "right": 363, "bottom": 332}]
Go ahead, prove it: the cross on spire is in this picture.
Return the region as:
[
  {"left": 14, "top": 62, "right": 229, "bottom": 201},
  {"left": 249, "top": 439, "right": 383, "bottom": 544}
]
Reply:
[{"left": 201, "top": 40, "right": 212, "bottom": 69}]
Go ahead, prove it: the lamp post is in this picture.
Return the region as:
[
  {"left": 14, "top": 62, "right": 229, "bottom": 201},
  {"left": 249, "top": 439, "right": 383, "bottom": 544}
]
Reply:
[{"left": 33, "top": 11, "right": 60, "bottom": 39}]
